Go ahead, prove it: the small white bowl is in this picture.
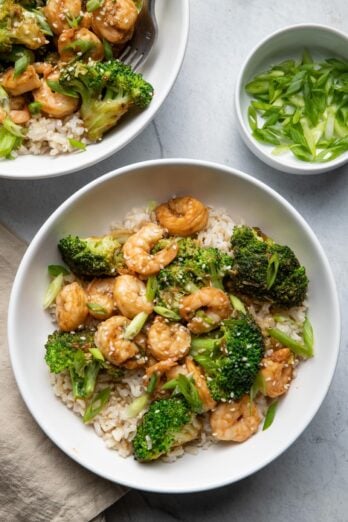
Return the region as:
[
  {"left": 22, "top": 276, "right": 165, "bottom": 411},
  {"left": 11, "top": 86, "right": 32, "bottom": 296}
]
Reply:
[
  {"left": 8, "top": 159, "right": 340, "bottom": 492},
  {"left": 235, "top": 24, "right": 348, "bottom": 175},
  {"left": 0, "top": 0, "right": 189, "bottom": 180}
]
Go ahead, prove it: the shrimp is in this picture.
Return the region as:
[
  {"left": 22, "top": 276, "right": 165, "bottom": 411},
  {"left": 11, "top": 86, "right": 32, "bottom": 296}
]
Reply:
[
  {"left": 33, "top": 74, "right": 79, "bottom": 118},
  {"left": 147, "top": 316, "right": 191, "bottom": 362},
  {"left": 210, "top": 396, "right": 261, "bottom": 442},
  {"left": 44, "top": 0, "right": 82, "bottom": 35},
  {"left": 155, "top": 196, "right": 208, "bottom": 237},
  {"left": 91, "top": 0, "right": 138, "bottom": 45},
  {"left": 179, "top": 287, "right": 232, "bottom": 334},
  {"left": 167, "top": 357, "right": 216, "bottom": 412},
  {"left": 0, "top": 96, "right": 30, "bottom": 125},
  {"left": 94, "top": 315, "right": 140, "bottom": 365},
  {"left": 260, "top": 348, "right": 294, "bottom": 398},
  {"left": 1, "top": 66, "right": 41, "bottom": 96},
  {"left": 56, "top": 282, "right": 88, "bottom": 332},
  {"left": 58, "top": 28, "right": 104, "bottom": 62},
  {"left": 34, "top": 63, "right": 54, "bottom": 78},
  {"left": 113, "top": 274, "right": 153, "bottom": 319},
  {"left": 123, "top": 223, "right": 178, "bottom": 276},
  {"left": 86, "top": 278, "right": 116, "bottom": 320},
  {"left": 146, "top": 358, "right": 177, "bottom": 378}
]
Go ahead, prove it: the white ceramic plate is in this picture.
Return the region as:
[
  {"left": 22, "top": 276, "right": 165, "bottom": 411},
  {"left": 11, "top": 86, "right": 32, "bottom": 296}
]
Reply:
[
  {"left": 0, "top": 1, "right": 189, "bottom": 180},
  {"left": 235, "top": 24, "right": 348, "bottom": 174},
  {"left": 8, "top": 159, "right": 340, "bottom": 492}
]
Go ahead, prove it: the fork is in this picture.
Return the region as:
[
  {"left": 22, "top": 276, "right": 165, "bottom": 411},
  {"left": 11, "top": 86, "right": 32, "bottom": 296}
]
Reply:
[{"left": 118, "top": 0, "right": 158, "bottom": 71}]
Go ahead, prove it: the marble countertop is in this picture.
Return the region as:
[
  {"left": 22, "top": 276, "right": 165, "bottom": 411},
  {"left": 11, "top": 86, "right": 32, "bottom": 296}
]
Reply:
[{"left": 1, "top": 0, "right": 347, "bottom": 520}]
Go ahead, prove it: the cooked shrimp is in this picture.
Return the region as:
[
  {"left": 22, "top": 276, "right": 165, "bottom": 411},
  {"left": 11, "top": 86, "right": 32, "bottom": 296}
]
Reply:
[
  {"left": 146, "top": 358, "right": 177, "bottom": 378},
  {"left": 123, "top": 223, "right": 178, "bottom": 276},
  {"left": 167, "top": 357, "right": 216, "bottom": 412},
  {"left": 0, "top": 96, "right": 30, "bottom": 124},
  {"left": 91, "top": 0, "right": 138, "bottom": 45},
  {"left": 260, "top": 348, "right": 294, "bottom": 398},
  {"left": 56, "top": 282, "right": 88, "bottom": 332},
  {"left": 113, "top": 274, "right": 153, "bottom": 319},
  {"left": 147, "top": 316, "right": 191, "bottom": 362},
  {"left": 86, "top": 278, "right": 116, "bottom": 320},
  {"left": 58, "top": 28, "right": 104, "bottom": 62},
  {"left": 180, "top": 287, "right": 232, "bottom": 334},
  {"left": 1, "top": 66, "right": 41, "bottom": 96},
  {"left": 155, "top": 196, "right": 208, "bottom": 236},
  {"left": 94, "top": 315, "right": 139, "bottom": 365},
  {"left": 210, "top": 396, "right": 261, "bottom": 442},
  {"left": 44, "top": 0, "right": 82, "bottom": 35},
  {"left": 33, "top": 63, "right": 54, "bottom": 78},
  {"left": 33, "top": 74, "right": 79, "bottom": 118}
]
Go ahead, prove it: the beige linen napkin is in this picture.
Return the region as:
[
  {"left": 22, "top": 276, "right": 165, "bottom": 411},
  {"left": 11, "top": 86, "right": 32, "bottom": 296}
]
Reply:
[{"left": 0, "top": 224, "right": 127, "bottom": 522}]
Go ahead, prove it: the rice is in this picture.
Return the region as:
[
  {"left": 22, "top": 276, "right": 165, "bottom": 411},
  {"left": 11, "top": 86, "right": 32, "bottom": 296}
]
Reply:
[
  {"left": 18, "top": 113, "right": 89, "bottom": 156},
  {"left": 50, "top": 204, "right": 308, "bottom": 461}
]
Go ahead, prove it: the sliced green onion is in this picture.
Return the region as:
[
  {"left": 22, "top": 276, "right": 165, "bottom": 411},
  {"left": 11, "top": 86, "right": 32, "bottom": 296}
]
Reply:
[
  {"left": 89, "top": 348, "right": 105, "bottom": 361},
  {"left": 43, "top": 273, "right": 64, "bottom": 309},
  {"left": 153, "top": 306, "right": 180, "bottom": 321},
  {"left": 87, "top": 302, "right": 107, "bottom": 316},
  {"left": 263, "top": 401, "right": 278, "bottom": 431},
  {"left": 146, "top": 200, "right": 158, "bottom": 212},
  {"left": 47, "top": 80, "right": 79, "bottom": 98},
  {"left": 266, "top": 252, "right": 280, "bottom": 290},
  {"left": 176, "top": 374, "right": 203, "bottom": 413},
  {"left": 195, "top": 310, "right": 216, "bottom": 326},
  {"left": 124, "top": 311, "right": 148, "bottom": 340},
  {"left": 250, "top": 372, "right": 266, "bottom": 401},
  {"left": 102, "top": 38, "right": 113, "bottom": 60},
  {"left": 28, "top": 101, "right": 42, "bottom": 115},
  {"left": 86, "top": 0, "right": 104, "bottom": 12},
  {"left": 134, "top": 0, "right": 143, "bottom": 12},
  {"left": 190, "top": 337, "right": 223, "bottom": 351},
  {"left": 229, "top": 294, "right": 246, "bottom": 314},
  {"left": 146, "top": 276, "right": 158, "bottom": 302},
  {"left": 14, "top": 54, "right": 30, "bottom": 77},
  {"left": 303, "top": 316, "right": 314, "bottom": 356},
  {"left": 48, "top": 264, "right": 69, "bottom": 277},
  {"left": 162, "top": 378, "right": 178, "bottom": 390},
  {"left": 62, "top": 39, "right": 96, "bottom": 55},
  {"left": 2, "top": 117, "right": 26, "bottom": 138},
  {"left": 248, "top": 105, "right": 258, "bottom": 131},
  {"left": 66, "top": 14, "right": 82, "bottom": 29},
  {"left": 68, "top": 138, "right": 86, "bottom": 151},
  {"left": 0, "top": 86, "right": 9, "bottom": 111},
  {"left": 268, "top": 327, "right": 313, "bottom": 358},
  {"left": 31, "top": 9, "right": 53, "bottom": 35},
  {"left": 146, "top": 373, "right": 158, "bottom": 394},
  {"left": 127, "top": 393, "right": 150, "bottom": 418},
  {"left": 83, "top": 387, "right": 111, "bottom": 423},
  {"left": 0, "top": 126, "right": 22, "bottom": 159}
]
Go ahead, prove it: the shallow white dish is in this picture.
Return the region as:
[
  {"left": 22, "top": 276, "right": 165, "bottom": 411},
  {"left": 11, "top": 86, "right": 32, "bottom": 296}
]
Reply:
[
  {"left": 0, "top": 1, "right": 189, "bottom": 180},
  {"left": 235, "top": 24, "right": 348, "bottom": 175},
  {"left": 8, "top": 159, "right": 340, "bottom": 492}
]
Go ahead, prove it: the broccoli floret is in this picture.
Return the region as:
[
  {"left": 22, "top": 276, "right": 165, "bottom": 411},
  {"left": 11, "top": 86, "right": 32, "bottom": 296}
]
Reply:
[
  {"left": 0, "top": 0, "right": 46, "bottom": 52},
  {"left": 58, "top": 234, "right": 121, "bottom": 277},
  {"left": 229, "top": 226, "right": 308, "bottom": 307},
  {"left": 132, "top": 397, "right": 199, "bottom": 462},
  {"left": 55, "top": 60, "right": 154, "bottom": 141},
  {"left": 45, "top": 330, "right": 100, "bottom": 398},
  {"left": 192, "top": 314, "right": 264, "bottom": 401},
  {"left": 45, "top": 329, "right": 123, "bottom": 397},
  {"left": 156, "top": 238, "right": 233, "bottom": 310}
]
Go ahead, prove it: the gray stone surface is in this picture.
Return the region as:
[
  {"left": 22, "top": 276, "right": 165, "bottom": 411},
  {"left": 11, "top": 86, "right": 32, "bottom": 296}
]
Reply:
[{"left": 1, "top": 0, "right": 348, "bottom": 520}]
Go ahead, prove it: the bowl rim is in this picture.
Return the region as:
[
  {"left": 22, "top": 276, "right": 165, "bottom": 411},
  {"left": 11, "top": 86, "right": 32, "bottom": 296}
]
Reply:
[
  {"left": 0, "top": 0, "right": 190, "bottom": 180},
  {"left": 8, "top": 158, "right": 341, "bottom": 492},
  {"left": 235, "top": 23, "right": 348, "bottom": 175}
]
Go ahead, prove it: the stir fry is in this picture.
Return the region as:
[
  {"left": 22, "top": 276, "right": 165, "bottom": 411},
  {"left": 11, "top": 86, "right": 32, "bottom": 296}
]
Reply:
[
  {"left": 44, "top": 196, "right": 314, "bottom": 462},
  {"left": 0, "top": 0, "right": 153, "bottom": 158}
]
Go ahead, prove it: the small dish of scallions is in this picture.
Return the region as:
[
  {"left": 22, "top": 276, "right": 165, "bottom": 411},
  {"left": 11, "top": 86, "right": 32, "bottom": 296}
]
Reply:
[{"left": 235, "top": 24, "right": 348, "bottom": 174}]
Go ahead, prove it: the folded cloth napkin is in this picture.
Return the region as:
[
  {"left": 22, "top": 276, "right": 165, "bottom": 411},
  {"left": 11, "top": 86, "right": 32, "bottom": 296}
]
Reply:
[{"left": 0, "top": 224, "right": 127, "bottom": 522}]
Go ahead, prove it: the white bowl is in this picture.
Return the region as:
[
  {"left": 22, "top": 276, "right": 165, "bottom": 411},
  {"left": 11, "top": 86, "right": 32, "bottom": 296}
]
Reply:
[
  {"left": 8, "top": 159, "right": 340, "bottom": 492},
  {"left": 235, "top": 24, "right": 348, "bottom": 175},
  {"left": 0, "top": 1, "right": 189, "bottom": 180}
]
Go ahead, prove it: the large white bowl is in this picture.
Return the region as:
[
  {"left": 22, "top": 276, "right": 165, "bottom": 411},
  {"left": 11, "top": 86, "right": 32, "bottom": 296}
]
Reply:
[
  {"left": 0, "top": 1, "right": 189, "bottom": 180},
  {"left": 8, "top": 159, "right": 340, "bottom": 492},
  {"left": 235, "top": 24, "right": 348, "bottom": 174}
]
